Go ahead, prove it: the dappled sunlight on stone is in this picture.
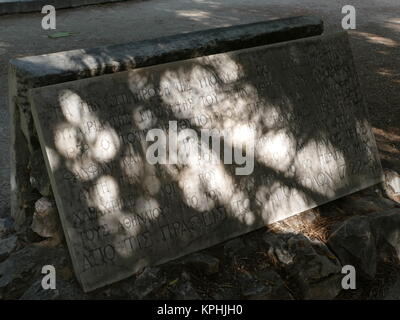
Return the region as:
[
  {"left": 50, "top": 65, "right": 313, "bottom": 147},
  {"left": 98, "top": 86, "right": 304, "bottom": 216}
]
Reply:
[
  {"left": 91, "top": 128, "right": 120, "bottom": 162},
  {"left": 53, "top": 124, "right": 80, "bottom": 159},
  {"left": 257, "top": 130, "right": 296, "bottom": 172},
  {"left": 59, "top": 90, "right": 85, "bottom": 126},
  {"left": 91, "top": 175, "right": 120, "bottom": 214},
  {"left": 127, "top": 70, "right": 152, "bottom": 93},
  {"left": 179, "top": 168, "right": 216, "bottom": 212},
  {"left": 227, "top": 122, "right": 256, "bottom": 147},
  {"left": 132, "top": 105, "right": 157, "bottom": 130},
  {"left": 120, "top": 146, "right": 144, "bottom": 183},
  {"left": 132, "top": 196, "right": 161, "bottom": 226},
  {"left": 227, "top": 191, "right": 255, "bottom": 226}
]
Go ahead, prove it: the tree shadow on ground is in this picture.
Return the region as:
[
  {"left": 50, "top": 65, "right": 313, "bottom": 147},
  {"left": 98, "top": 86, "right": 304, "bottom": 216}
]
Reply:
[{"left": 349, "top": 19, "right": 400, "bottom": 173}]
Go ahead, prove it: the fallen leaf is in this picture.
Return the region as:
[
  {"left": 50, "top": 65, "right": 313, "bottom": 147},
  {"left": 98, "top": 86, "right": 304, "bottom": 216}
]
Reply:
[
  {"left": 48, "top": 32, "right": 76, "bottom": 39},
  {"left": 168, "top": 278, "right": 179, "bottom": 286}
]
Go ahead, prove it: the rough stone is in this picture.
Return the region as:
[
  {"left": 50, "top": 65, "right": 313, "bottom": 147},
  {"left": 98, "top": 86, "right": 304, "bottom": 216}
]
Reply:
[
  {"left": 210, "top": 287, "right": 237, "bottom": 300},
  {"left": 31, "top": 197, "right": 61, "bottom": 239},
  {"left": 223, "top": 238, "right": 247, "bottom": 258},
  {"left": 384, "top": 277, "right": 400, "bottom": 300},
  {"left": 385, "top": 170, "right": 400, "bottom": 194},
  {"left": 263, "top": 232, "right": 295, "bottom": 266},
  {"left": 29, "top": 149, "right": 51, "bottom": 197},
  {"left": 174, "top": 280, "right": 202, "bottom": 300},
  {"left": 161, "top": 270, "right": 201, "bottom": 299},
  {"left": 0, "top": 245, "right": 67, "bottom": 299},
  {"left": 371, "top": 196, "right": 400, "bottom": 209},
  {"left": 328, "top": 208, "right": 400, "bottom": 281},
  {"left": 384, "top": 169, "right": 400, "bottom": 202},
  {"left": 0, "top": 235, "right": 18, "bottom": 262},
  {"left": 369, "top": 209, "right": 400, "bottom": 262},
  {"left": 20, "top": 278, "right": 86, "bottom": 300},
  {"left": 335, "top": 195, "right": 396, "bottom": 215},
  {"left": 241, "top": 270, "right": 293, "bottom": 300},
  {"left": 327, "top": 215, "right": 377, "bottom": 278},
  {"left": 182, "top": 253, "right": 220, "bottom": 275},
  {"left": 131, "top": 267, "right": 167, "bottom": 299},
  {"left": 264, "top": 232, "right": 342, "bottom": 299},
  {"left": 0, "top": 217, "right": 14, "bottom": 238}
]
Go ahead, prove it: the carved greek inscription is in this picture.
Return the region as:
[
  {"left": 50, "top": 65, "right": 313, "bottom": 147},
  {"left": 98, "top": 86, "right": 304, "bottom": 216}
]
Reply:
[{"left": 30, "top": 33, "right": 383, "bottom": 292}]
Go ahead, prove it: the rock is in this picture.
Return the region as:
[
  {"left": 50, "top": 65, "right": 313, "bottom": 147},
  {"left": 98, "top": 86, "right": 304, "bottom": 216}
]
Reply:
[
  {"left": 20, "top": 278, "right": 85, "bottom": 300},
  {"left": 264, "top": 232, "right": 342, "bottom": 299},
  {"left": 131, "top": 267, "right": 167, "bottom": 299},
  {"left": 0, "top": 235, "right": 18, "bottom": 262},
  {"left": 240, "top": 270, "right": 293, "bottom": 300},
  {"left": 385, "top": 170, "right": 400, "bottom": 194},
  {"left": 369, "top": 209, "right": 400, "bottom": 262},
  {"left": 182, "top": 252, "right": 219, "bottom": 275},
  {"left": 372, "top": 196, "right": 400, "bottom": 209},
  {"left": 167, "top": 271, "right": 202, "bottom": 300},
  {"left": 0, "top": 247, "right": 40, "bottom": 298},
  {"left": 0, "top": 245, "right": 68, "bottom": 299},
  {"left": 305, "top": 274, "right": 343, "bottom": 300},
  {"left": 29, "top": 149, "right": 52, "bottom": 197},
  {"left": 175, "top": 280, "right": 201, "bottom": 300},
  {"left": 20, "top": 279, "right": 60, "bottom": 300},
  {"left": 328, "top": 208, "right": 400, "bottom": 280},
  {"left": 31, "top": 197, "right": 61, "bottom": 239},
  {"left": 0, "top": 217, "right": 14, "bottom": 238},
  {"left": 327, "top": 215, "right": 376, "bottom": 279},
  {"left": 384, "top": 277, "right": 400, "bottom": 300},
  {"left": 384, "top": 170, "right": 400, "bottom": 202},
  {"left": 105, "top": 281, "right": 136, "bottom": 300},
  {"left": 263, "top": 232, "right": 295, "bottom": 266},
  {"left": 335, "top": 195, "right": 394, "bottom": 215},
  {"left": 223, "top": 238, "right": 247, "bottom": 258},
  {"left": 210, "top": 287, "right": 237, "bottom": 300}
]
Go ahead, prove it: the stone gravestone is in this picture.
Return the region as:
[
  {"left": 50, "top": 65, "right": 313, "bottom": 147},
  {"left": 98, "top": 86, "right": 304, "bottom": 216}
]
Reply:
[{"left": 29, "top": 32, "right": 383, "bottom": 292}]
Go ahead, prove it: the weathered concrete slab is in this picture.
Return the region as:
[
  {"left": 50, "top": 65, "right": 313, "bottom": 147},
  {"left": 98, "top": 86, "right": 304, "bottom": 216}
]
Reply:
[
  {"left": 29, "top": 32, "right": 383, "bottom": 291},
  {"left": 8, "top": 16, "right": 324, "bottom": 227}
]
